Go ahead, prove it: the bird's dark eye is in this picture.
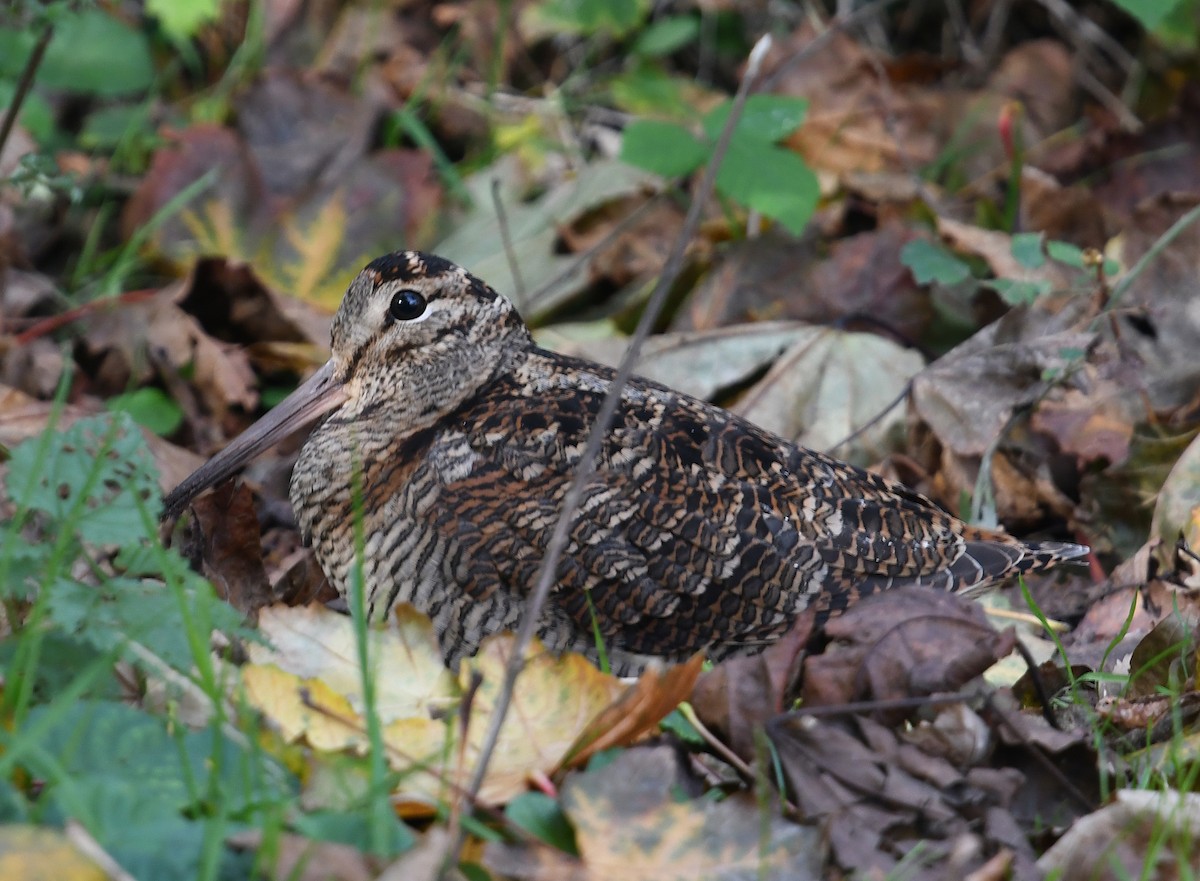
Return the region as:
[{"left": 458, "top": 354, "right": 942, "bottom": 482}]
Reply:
[{"left": 388, "top": 289, "right": 427, "bottom": 322}]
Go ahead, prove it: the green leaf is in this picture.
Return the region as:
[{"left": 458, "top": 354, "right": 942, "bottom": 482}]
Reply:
[
  {"left": 23, "top": 701, "right": 289, "bottom": 880},
  {"left": 292, "top": 809, "right": 414, "bottom": 856},
  {"left": 620, "top": 120, "right": 708, "bottom": 178},
  {"left": 1107, "top": 0, "right": 1187, "bottom": 31},
  {"left": 985, "top": 277, "right": 1050, "bottom": 306},
  {"left": 609, "top": 65, "right": 693, "bottom": 117},
  {"left": 32, "top": 9, "right": 155, "bottom": 97},
  {"left": 1045, "top": 238, "right": 1088, "bottom": 269},
  {"left": 0, "top": 81, "right": 55, "bottom": 142},
  {"left": 145, "top": 0, "right": 222, "bottom": 42},
  {"left": 5, "top": 413, "right": 160, "bottom": 545},
  {"left": 79, "top": 104, "right": 153, "bottom": 151},
  {"left": 1010, "top": 232, "right": 1045, "bottom": 269},
  {"left": 633, "top": 16, "right": 700, "bottom": 57},
  {"left": 534, "top": 0, "right": 647, "bottom": 36},
  {"left": 901, "top": 239, "right": 973, "bottom": 286},
  {"left": 506, "top": 793, "right": 580, "bottom": 855},
  {"left": 703, "top": 95, "right": 809, "bottom": 143},
  {"left": 107, "top": 387, "right": 184, "bottom": 436},
  {"left": 714, "top": 140, "right": 819, "bottom": 235}
]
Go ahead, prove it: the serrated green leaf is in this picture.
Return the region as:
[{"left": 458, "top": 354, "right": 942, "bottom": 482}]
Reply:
[
  {"left": 24, "top": 701, "right": 289, "bottom": 879},
  {"left": 620, "top": 120, "right": 708, "bottom": 178},
  {"left": 633, "top": 16, "right": 699, "bottom": 57},
  {"left": 5, "top": 413, "right": 160, "bottom": 545},
  {"left": 715, "top": 140, "right": 819, "bottom": 235},
  {"left": 506, "top": 792, "right": 579, "bottom": 854},
  {"left": 901, "top": 239, "right": 973, "bottom": 286},
  {"left": 703, "top": 95, "right": 809, "bottom": 143},
  {"left": 1010, "top": 232, "right": 1045, "bottom": 269}
]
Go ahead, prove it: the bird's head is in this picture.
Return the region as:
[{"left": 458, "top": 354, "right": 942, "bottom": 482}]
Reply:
[{"left": 161, "top": 251, "right": 530, "bottom": 520}]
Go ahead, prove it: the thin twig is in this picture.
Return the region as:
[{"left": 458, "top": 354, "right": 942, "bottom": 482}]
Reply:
[
  {"left": 442, "top": 33, "right": 777, "bottom": 876},
  {"left": 491, "top": 178, "right": 527, "bottom": 309},
  {"left": 1104, "top": 200, "right": 1200, "bottom": 311},
  {"left": 65, "top": 820, "right": 138, "bottom": 881},
  {"left": 0, "top": 24, "right": 53, "bottom": 161},
  {"left": 14, "top": 289, "right": 158, "bottom": 345}
]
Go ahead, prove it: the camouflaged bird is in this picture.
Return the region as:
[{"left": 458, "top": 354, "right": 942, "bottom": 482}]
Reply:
[{"left": 164, "top": 251, "right": 1088, "bottom": 675}]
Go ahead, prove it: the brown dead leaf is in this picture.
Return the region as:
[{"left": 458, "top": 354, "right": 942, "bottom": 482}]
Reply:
[
  {"left": 557, "top": 195, "right": 683, "bottom": 290},
  {"left": 1037, "top": 790, "right": 1200, "bottom": 881},
  {"left": 121, "top": 124, "right": 264, "bottom": 256},
  {"left": 910, "top": 303, "right": 1095, "bottom": 458},
  {"left": 1032, "top": 385, "right": 1136, "bottom": 468},
  {"left": 490, "top": 745, "right": 824, "bottom": 881},
  {"left": 802, "top": 588, "right": 1017, "bottom": 718},
  {"left": 76, "top": 282, "right": 259, "bottom": 428},
  {"left": 675, "top": 225, "right": 931, "bottom": 341},
  {"left": 690, "top": 611, "right": 814, "bottom": 763},
  {"left": 936, "top": 217, "right": 1076, "bottom": 292},
  {"left": 561, "top": 652, "right": 705, "bottom": 769},
  {"left": 766, "top": 713, "right": 1037, "bottom": 878},
  {"left": 186, "top": 480, "right": 273, "bottom": 618},
  {"left": 179, "top": 257, "right": 331, "bottom": 348}
]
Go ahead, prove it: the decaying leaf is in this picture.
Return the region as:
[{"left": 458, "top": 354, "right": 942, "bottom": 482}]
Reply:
[
  {"left": 690, "top": 611, "right": 814, "bottom": 762},
  {"left": 1038, "top": 789, "right": 1200, "bottom": 881},
  {"left": 488, "top": 745, "right": 823, "bottom": 881},
  {"left": 802, "top": 588, "right": 1017, "bottom": 716},
  {"left": 242, "top": 604, "right": 693, "bottom": 807}
]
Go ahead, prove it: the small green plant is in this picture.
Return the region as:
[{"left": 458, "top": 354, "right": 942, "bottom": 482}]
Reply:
[
  {"left": 620, "top": 95, "right": 819, "bottom": 235},
  {"left": 900, "top": 232, "right": 1120, "bottom": 307}
]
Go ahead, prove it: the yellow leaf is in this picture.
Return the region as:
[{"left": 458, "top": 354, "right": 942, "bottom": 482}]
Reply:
[{"left": 0, "top": 826, "right": 110, "bottom": 881}]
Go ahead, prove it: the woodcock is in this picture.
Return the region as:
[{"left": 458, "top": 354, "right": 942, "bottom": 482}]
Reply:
[{"left": 164, "top": 251, "right": 1088, "bottom": 675}]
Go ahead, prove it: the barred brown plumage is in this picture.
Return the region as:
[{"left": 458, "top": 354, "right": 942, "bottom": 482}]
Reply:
[{"left": 163, "top": 250, "right": 1089, "bottom": 675}]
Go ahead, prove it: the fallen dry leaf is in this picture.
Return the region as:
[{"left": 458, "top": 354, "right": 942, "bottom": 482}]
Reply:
[
  {"left": 1037, "top": 790, "right": 1200, "bottom": 881},
  {"left": 489, "top": 745, "right": 823, "bottom": 881},
  {"left": 802, "top": 588, "right": 1017, "bottom": 717},
  {"left": 186, "top": 480, "right": 273, "bottom": 617},
  {"left": 242, "top": 604, "right": 695, "bottom": 808},
  {"left": 690, "top": 611, "right": 815, "bottom": 762}
]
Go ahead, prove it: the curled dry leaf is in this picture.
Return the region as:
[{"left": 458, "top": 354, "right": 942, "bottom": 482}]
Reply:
[
  {"left": 185, "top": 480, "right": 273, "bottom": 618},
  {"left": 561, "top": 651, "right": 705, "bottom": 769},
  {"left": 766, "top": 713, "right": 1037, "bottom": 878},
  {"left": 802, "top": 587, "right": 1017, "bottom": 718},
  {"left": 242, "top": 604, "right": 693, "bottom": 808},
  {"left": 689, "top": 610, "right": 815, "bottom": 762}
]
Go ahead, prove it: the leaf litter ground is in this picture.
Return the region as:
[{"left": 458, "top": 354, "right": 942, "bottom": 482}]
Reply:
[{"left": 3, "top": 3, "right": 1200, "bottom": 880}]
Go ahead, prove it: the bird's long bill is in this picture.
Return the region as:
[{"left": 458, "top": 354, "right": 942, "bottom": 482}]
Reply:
[{"left": 161, "top": 359, "right": 348, "bottom": 520}]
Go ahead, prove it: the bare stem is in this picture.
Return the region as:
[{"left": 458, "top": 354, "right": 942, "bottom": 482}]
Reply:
[
  {"left": 442, "top": 32, "right": 777, "bottom": 876},
  {"left": 0, "top": 24, "right": 54, "bottom": 162}
]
